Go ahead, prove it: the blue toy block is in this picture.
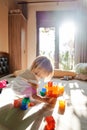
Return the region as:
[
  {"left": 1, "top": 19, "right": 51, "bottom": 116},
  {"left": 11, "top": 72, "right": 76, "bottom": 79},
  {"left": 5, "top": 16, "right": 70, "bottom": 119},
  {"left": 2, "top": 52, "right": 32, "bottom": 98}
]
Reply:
[
  {"left": 42, "top": 88, "right": 46, "bottom": 93},
  {"left": 20, "top": 103, "right": 28, "bottom": 110}
]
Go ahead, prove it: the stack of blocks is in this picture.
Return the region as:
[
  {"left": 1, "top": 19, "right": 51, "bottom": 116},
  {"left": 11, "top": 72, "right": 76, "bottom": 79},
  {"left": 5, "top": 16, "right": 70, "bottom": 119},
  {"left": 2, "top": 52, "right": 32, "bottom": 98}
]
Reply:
[
  {"left": 14, "top": 97, "right": 35, "bottom": 110},
  {"left": 40, "top": 81, "right": 64, "bottom": 98},
  {"left": 21, "top": 97, "right": 30, "bottom": 110},
  {"left": 40, "top": 81, "right": 66, "bottom": 114}
]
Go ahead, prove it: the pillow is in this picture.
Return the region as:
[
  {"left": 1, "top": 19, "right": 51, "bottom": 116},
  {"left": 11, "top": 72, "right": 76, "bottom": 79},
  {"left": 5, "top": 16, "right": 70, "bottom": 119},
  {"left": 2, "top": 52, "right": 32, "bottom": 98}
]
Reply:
[
  {"left": 53, "top": 69, "right": 77, "bottom": 78},
  {"left": 75, "top": 63, "right": 87, "bottom": 75}
]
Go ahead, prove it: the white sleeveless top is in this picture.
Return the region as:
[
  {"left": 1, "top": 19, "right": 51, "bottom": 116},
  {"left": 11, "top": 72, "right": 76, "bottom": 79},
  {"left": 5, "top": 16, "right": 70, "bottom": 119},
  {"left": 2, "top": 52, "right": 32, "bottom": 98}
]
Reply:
[{"left": 11, "top": 69, "right": 38, "bottom": 97}]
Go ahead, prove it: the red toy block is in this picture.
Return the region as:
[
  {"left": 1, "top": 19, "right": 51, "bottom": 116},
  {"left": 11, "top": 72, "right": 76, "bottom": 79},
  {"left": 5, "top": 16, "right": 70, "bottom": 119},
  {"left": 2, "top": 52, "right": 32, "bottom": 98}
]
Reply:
[
  {"left": 48, "top": 81, "right": 53, "bottom": 87},
  {"left": 44, "top": 116, "right": 55, "bottom": 130},
  {"left": 14, "top": 99, "right": 22, "bottom": 108},
  {"left": 45, "top": 116, "right": 55, "bottom": 124},
  {"left": 44, "top": 125, "right": 55, "bottom": 130}
]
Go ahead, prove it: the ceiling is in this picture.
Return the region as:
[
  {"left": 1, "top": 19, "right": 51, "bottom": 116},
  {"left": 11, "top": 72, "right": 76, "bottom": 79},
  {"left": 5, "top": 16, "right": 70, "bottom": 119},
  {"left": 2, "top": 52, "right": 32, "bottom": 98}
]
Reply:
[
  {"left": 15, "top": 0, "right": 87, "bottom": 9},
  {"left": 16, "top": 0, "right": 77, "bottom": 4}
]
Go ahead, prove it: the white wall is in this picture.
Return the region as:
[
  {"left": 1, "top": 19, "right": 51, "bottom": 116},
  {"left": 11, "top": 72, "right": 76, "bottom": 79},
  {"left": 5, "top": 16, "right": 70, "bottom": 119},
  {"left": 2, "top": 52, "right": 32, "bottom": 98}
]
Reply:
[{"left": 27, "top": 1, "right": 79, "bottom": 67}]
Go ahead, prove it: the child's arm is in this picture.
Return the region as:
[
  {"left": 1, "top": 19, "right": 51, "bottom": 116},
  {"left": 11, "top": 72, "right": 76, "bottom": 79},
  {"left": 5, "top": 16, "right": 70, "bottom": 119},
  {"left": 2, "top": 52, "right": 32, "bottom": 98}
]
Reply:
[
  {"left": 29, "top": 82, "right": 57, "bottom": 105},
  {"left": 32, "top": 94, "right": 50, "bottom": 103},
  {"left": 32, "top": 94, "right": 57, "bottom": 105}
]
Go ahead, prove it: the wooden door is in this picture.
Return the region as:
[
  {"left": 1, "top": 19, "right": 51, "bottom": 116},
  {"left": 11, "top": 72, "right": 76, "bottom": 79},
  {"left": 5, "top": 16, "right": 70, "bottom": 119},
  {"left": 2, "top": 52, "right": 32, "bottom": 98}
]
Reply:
[{"left": 8, "top": 13, "right": 27, "bottom": 73}]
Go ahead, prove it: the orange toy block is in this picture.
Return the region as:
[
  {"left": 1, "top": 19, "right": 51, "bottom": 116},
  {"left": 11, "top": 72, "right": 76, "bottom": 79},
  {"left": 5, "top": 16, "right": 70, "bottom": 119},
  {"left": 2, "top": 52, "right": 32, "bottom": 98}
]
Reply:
[
  {"left": 44, "top": 82, "right": 65, "bottom": 98},
  {"left": 28, "top": 102, "right": 35, "bottom": 107},
  {"left": 58, "top": 100, "right": 66, "bottom": 114},
  {"left": 58, "top": 86, "right": 64, "bottom": 95}
]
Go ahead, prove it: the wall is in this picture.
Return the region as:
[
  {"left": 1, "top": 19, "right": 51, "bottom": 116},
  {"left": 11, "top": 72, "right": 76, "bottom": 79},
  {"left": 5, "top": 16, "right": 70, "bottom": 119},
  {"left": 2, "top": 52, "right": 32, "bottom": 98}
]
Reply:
[
  {"left": 0, "top": 0, "right": 85, "bottom": 68},
  {"left": 0, "top": 0, "right": 17, "bottom": 53},
  {"left": 0, "top": 0, "right": 8, "bottom": 52},
  {"left": 27, "top": 1, "right": 79, "bottom": 67}
]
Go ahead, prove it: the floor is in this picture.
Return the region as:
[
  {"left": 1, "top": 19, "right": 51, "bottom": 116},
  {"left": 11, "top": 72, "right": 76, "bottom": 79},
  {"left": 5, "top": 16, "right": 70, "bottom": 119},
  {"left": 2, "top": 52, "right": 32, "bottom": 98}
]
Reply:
[{"left": 0, "top": 75, "right": 87, "bottom": 130}]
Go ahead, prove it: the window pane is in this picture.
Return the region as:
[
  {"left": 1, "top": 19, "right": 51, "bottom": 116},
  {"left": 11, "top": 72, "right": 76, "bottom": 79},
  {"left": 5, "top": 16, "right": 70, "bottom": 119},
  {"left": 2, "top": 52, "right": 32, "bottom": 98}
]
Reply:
[
  {"left": 59, "top": 21, "right": 75, "bottom": 70},
  {"left": 39, "top": 27, "right": 55, "bottom": 65}
]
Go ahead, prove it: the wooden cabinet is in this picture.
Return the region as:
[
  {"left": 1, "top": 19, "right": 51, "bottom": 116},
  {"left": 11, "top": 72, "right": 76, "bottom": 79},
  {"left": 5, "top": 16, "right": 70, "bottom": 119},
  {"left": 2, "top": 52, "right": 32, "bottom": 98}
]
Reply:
[{"left": 8, "top": 13, "right": 27, "bottom": 73}]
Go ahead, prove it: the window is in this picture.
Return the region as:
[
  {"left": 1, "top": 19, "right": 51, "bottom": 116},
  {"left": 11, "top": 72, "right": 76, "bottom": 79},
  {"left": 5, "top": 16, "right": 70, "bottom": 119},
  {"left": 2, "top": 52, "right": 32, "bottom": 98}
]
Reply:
[{"left": 36, "top": 11, "right": 76, "bottom": 70}]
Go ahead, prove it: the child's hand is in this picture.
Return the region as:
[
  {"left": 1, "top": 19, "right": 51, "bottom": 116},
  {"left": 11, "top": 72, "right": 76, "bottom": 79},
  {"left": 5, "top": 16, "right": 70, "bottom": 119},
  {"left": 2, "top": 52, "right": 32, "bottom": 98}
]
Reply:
[
  {"left": 48, "top": 98, "right": 57, "bottom": 104},
  {"left": 44, "top": 97, "right": 57, "bottom": 108},
  {"left": 44, "top": 97, "right": 57, "bottom": 104}
]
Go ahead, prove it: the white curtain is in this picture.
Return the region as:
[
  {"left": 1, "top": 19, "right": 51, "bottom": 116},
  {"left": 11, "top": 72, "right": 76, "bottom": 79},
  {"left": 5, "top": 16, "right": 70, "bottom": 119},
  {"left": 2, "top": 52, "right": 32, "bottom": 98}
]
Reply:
[{"left": 74, "top": 10, "right": 87, "bottom": 64}]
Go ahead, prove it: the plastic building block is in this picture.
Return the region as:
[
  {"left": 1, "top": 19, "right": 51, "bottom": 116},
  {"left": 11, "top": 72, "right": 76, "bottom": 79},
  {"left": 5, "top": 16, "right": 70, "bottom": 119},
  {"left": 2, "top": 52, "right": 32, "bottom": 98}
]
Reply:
[
  {"left": 28, "top": 102, "right": 35, "bottom": 107},
  {"left": 48, "top": 81, "right": 53, "bottom": 87},
  {"left": 58, "top": 100, "right": 66, "bottom": 114},
  {"left": 58, "top": 86, "right": 64, "bottom": 95},
  {"left": 45, "top": 116, "right": 55, "bottom": 124},
  {"left": 14, "top": 99, "right": 22, "bottom": 108},
  {"left": 0, "top": 79, "right": 8, "bottom": 89},
  {"left": 13, "top": 97, "right": 30, "bottom": 110},
  {"left": 22, "top": 97, "right": 30, "bottom": 104},
  {"left": 44, "top": 124, "right": 55, "bottom": 130},
  {"left": 40, "top": 88, "right": 46, "bottom": 96},
  {"left": 42, "top": 88, "right": 46, "bottom": 93},
  {"left": 43, "top": 81, "right": 65, "bottom": 98},
  {"left": 40, "top": 91, "right": 46, "bottom": 96},
  {"left": 13, "top": 97, "right": 35, "bottom": 110},
  {"left": 20, "top": 103, "right": 28, "bottom": 110},
  {"left": 0, "top": 79, "right": 8, "bottom": 94},
  {"left": 20, "top": 97, "right": 30, "bottom": 110},
  {"left": 44, "top": 116, "right": 55, "bottom": 130}
]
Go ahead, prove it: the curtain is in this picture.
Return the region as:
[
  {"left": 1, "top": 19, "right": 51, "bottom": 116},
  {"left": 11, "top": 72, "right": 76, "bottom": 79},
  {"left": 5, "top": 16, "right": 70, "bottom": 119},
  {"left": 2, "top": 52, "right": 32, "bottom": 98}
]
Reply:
[{"left": 74, "top": 10, "right": 87, "bottom": 64}]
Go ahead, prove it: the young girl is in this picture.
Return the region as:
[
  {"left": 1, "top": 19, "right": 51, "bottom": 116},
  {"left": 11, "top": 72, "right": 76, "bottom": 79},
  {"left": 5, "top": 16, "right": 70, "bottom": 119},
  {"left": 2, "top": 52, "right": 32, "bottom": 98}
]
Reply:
[{"left": 11, "top": 55, "right": 54, "bottom": 103}]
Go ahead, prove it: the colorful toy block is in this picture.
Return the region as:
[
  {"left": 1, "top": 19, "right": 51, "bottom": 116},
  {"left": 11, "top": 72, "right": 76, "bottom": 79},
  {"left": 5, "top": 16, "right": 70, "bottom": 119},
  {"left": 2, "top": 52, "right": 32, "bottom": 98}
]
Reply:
[
  {"left": 28, "top": 102, "right": 35, "bottom": 107},
  {"left": 40, "top": 81, "right": 64, "bottom": 98},
  {"left": 0, "top": 79, "right": 8, "bottom": 94},
  {"left": 22, "top": 97, "right": 30, "bottom": 104},
  {"left": 14, "top": 99, "right": 22, "bottom": 108},
  {"left": 44, "top": 116, "right": 55, "bottom": 130},
  {"left": 13, "top": 97, "right": 35, "bottom": 110},
  {"left": 40, "top": 88, "right": 46, "bottom": 96},
  {"left": 48, "top": 81, "right": 53, "bottom": 87},
  {"left": 0, "top": 79, "right": 8, "bottom": 89},
  {"left": 20, "top": 103, "right": 28, "bottom": 110},
  {"left": 58, "top": 99, "right": 66, "bottom": 114}
]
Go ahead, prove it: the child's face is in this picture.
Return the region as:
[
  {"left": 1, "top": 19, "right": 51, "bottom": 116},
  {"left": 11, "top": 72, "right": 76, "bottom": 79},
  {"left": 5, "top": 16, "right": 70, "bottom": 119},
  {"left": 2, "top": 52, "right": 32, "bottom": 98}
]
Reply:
[{"left": 33, "top": 68, "right": 51, "bottom": 81}]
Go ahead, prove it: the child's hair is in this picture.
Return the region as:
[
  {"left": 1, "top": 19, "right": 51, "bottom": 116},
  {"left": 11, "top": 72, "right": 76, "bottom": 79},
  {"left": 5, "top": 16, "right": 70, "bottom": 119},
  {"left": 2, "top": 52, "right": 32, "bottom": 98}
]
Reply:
[{"left": 30, "top": 55, "right": 54, "bottom": 76}]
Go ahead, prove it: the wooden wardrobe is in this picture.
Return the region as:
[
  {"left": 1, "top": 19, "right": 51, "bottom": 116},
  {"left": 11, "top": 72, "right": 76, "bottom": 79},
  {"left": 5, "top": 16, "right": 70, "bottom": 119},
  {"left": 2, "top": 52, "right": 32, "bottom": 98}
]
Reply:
[{"left": 8, "top": 12, "right": 27, "bottom": 73}]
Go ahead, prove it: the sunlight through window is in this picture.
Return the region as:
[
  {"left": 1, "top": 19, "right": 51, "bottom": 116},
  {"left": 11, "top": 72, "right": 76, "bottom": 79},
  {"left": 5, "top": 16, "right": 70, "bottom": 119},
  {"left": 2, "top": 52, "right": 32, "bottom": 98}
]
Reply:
[
  {"left": 39, "top": 27, "right": 55, "bottom": 65},
  {"left": 59, "top": 21, "right": 76, "bottom": 70}
]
